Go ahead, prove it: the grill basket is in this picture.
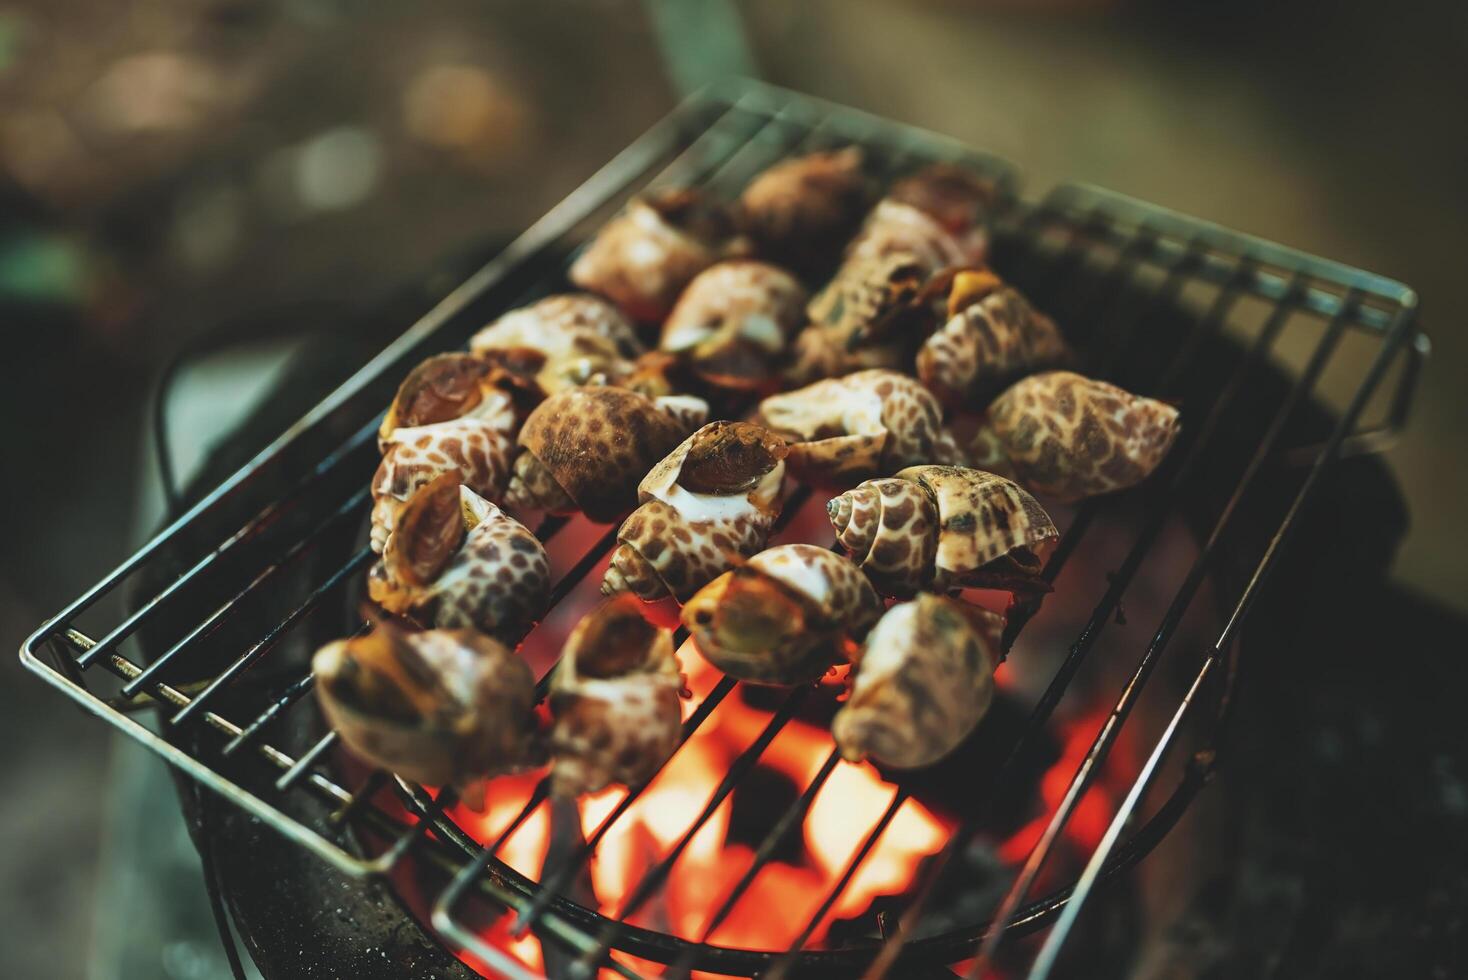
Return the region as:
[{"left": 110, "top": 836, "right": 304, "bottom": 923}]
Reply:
[{"left": 21, "top": 80, "right": 1427, "bottom": 980}]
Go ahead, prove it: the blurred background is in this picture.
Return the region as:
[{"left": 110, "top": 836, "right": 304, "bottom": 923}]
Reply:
[{"left": 1, "top": 1, "right": 1463, "bottom": 977}]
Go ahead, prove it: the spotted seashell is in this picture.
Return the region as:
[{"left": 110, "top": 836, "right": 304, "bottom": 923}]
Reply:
[
  {"left": 847, "top": 164, "right": 997, "bottom": 270},
  {"left": 505, "top": 387, "right": 708, "bottom": 522},
  {"left": 986, "top": 371, "right": 1181, "bottom": 503},
  {"left": 370, "top": 408, "right": 516, "bottom": 553},
  {"left": 916, "top": 269, "right": 1070, "bottom": 406},
  {"left": 548, "top": 595, "right": 685, "bottom": 797},
  {"left": 313, "top": 621, "right": 536, "bottom": 791},
  {"left": 378, "top": 353, "right": 510, "bottom": 450},
  {"left": 737, "top": 147, "right": 871, "bottom": 274},
  {"left": 659, "top": 261, "right": 807, "bottom": 390},
  {"left": 832, "top": 594, "right": 1001, "bottom": 769},
  {"left": 369, "top": 476, "right": 550, "bottom": 642},
  {"left": 603, "top": 421, "right": 787, "bottom": 602},
  {"left": 682, "top": 543, "right": 882, "bottom": 685},
  {"left": 827, "top": 478, "right": 937, "bottom": 598},
  {"left": 804, "top": 251, "right": 930, "bottom": 356},
  {"left": 468, "top": 293, "right": 643, "bottom": 396},
  {"left": 757, "top": 369, "right": 965, "bottom": 489},
  {"left": 829, "top": 465, "right": 1058, "bottom": 597},
  {"left": 569, "top": 188, "right": 745, "bottom": 323}
]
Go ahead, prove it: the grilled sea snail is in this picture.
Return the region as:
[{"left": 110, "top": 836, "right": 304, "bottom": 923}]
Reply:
[
  {"left": 915, "top": 267, "right": 1070, "bottom": 406},
  {"left": 659, "top": 261, "right": 807, "bottom": 390},
  {"left": 313, "top": 620, "right": 537, "bottom": 794},
  {"left": 368, "top": 474, "right": 550, "bottom": 641},
  {"left": 371, "top": 353, "right": 521, "bottom": 552},
  {"left": 505, "top": 386, "right": 708, "bottom": 521},
  {"left": 828, "top": 464, "right": 1058, "bottom": 598},
  {"left": 847, "top": 164, "right": 996, "bottom": 271},
  {"left": 682, "top": 543, "right": 883, "bottom": 685},
  {"left": 603, "top": 421, "right": 788, "bottom": 602},
  {"left": 832, "top": 593, "right": 1002, "bottom": 769},
  {"left": 757, "top": 369, "right": 964, "bottom": 489},
  {"left": 569, "top": 187, "right": 745, "bottom": 323},
  {"left": 737, "top": 147, "right": 870, "bottom": 274},
  {"left": 982, "top": 371, "right": 1181, "bottom": 503},
  {"left": 468, "top": 294, "right": 644, "bottom": 397},
  {"left": 548, "top": 595, "right": 685, "bottom": 797},
  {"left": 787, "top": 252, "right": 931, "bottom": 383}
]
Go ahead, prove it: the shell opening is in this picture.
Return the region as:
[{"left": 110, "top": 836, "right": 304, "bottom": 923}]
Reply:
[
  {"left": 387, "top": 472, "right": 466, "bottom": 586},
  {"left": 679, "top": 422, "right": 789, "bottom": 496},
  {"left": 572, "top": 596, "right": 663, "bottom": 679},
  {"left": 389, "top": 354, "right": 492, "bottom": 430}
]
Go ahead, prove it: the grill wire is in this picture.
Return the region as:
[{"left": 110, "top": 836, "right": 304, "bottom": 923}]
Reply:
[{"left": 20, "top": 81, "right": 1426, "bottom": 980}]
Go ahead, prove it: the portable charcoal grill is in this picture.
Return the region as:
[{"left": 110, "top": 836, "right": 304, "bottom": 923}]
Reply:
[{"left": 20, "top": 80, "right": 1428, "bottom": 979}]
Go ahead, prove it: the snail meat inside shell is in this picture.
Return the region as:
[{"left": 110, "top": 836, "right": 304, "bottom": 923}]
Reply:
[
  {"left": 369, "top": 474, "right": 550, "bottom": 642},
  {"left": 548, "top": 595, "right": 685, "bottom": 797},
  {"left": 313, "top": 620, "right": 537, "bottom": 792},
  {"left": 681, "top": 543, "right": 882, "bottom": 685},
  {"left": 602, "top": 421, "right": 788, "bottom": 602}
]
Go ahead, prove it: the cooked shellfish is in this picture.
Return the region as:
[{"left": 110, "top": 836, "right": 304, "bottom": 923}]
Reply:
[
  {"left": 313, "top": 620, "right": 537, "bottom": 793},
  {"left": 828, "top": 464, "right": 1058, "bottom": 597},
  {"left": 915, "top": 268, "right": 1069, "bottom": 406},
  {"left": 984, "top": 371, "right": 1181, "bottom": 502},
  {"left": 603, "top": 421, "right": 788, "bottom": 602},
  {"left": 757, "top": 369, "right": 964, "bottom": 489},
  {"left": 368, "top": 474, "right": 550, "bottom": 641},
  {"left": 548, "top": 595, "right": 685, "bottom": 797},
  {"left": 569, "top": 187, "right": 744, "bottom": 323},
  {"left": 505, "top": 386, "right": 708, "bottom": 521},
  {"left": 468, "top": 293, "right": 644, "bottom": 396},
  {"left": 848, "top": 164, "right": 996, "bottom": 270},
  {"left": 681, "top": 543, "right": 882, "bottom": 685},
  {"left": 737, "top": 147, "right": 870, "bottom": 274},
  {"left": 371, "top": 353, "right": 521, "bottom": 552},
  {"left": 832, "top": 594, "right": 1001, "bottom": 769},
  {"left": 659, "top": 261, "right": 807, "bottom": 390}
]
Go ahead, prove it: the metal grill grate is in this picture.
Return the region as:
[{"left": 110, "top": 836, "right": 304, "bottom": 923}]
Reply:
[{"left": 21, "top": 80, "right": 1427, "bottom": 979}]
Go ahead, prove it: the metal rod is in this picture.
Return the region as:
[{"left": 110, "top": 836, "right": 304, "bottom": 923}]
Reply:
[
  {"left": 73, "top": 417, "right": 379, "bottom": 668},
  {"left": 171, "top": 547, "right": 374, "bottom": 726}
]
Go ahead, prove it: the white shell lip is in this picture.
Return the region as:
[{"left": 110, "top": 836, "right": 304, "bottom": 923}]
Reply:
[{"left": 653, "top": 458, "right": 785, "bottom": 523}]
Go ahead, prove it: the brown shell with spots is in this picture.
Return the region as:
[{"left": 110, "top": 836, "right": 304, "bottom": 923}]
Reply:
[
  {"left": 915, "top": 268, "right": 1071, "bottom": 406},
  {"left": 468, "top": 293, "right": 644, "bottom": 396},
  {"left": 832, "top": 594, "right": 1001, "bottom": 769},
  {"left": 659, "top": 261, "right": 808, "bottom": 390},
  {"left": 505, "top": 387, "right": 707, "bottom": 522},
  {"left": 829, "top": 464, "right": 1058, "bottom": 597},
  {"left": 737, "top": 146, "right": 871, "bottom": 273},
  {"left": 370, "top": 412, "right": 516, "bottom": 553},
  {"left": 569, "top": 188, "right": 746, "bottom": 323},
  {"left": 368, "top": 477, "right": 550, "bottom": 642},
  {"left": 757, "top": 369, "right": 965, "bottom": 489},
  {"left": 844, "top": 165, "right": 996, "bottom": 273},
  {"left": 681, "top": 543, "right": 883, "bottom": 685},
  {"left": 378, "top": 352, "right": 521, "bottom": 449},
  {"left": 312, "top": 621, "right": 537, "bottom": 790},
  {"left": 986, "top": 371, "right": 1181, "bottom": 503},
  {"left": 803, "top": 251, "right": 930, "bottom": 357},
  {"left": 602, "top": 421, "right": 788, "bottom": 602},
  {"left": 548, "top": 596, "right": 685, "bottom": 797}
]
